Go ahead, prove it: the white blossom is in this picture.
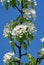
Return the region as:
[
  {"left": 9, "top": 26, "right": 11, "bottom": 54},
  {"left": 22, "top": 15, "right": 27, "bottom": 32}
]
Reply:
[
  {"left": 23, "top": 22, "right": 36, "bottom": 33},
  {"left": 11, "top": 22, "right": 36, "bottom": 38},
  {"left": 40, "top": 37, "right": 44, "bottom": 42},
  {"left": 28, "top": 0, "right": 31, "bottom": 1},
  {"left": 3, "top": 22, "right": 36, "bottom": 39},
  {"left": 0, "top": 0, "right": 4, "bottom": 5},
  {"left": 7, "top": 0, "right": 12, "bottom": 2},
  {"left": 33, "top": 0, "right": 37, "bottom": 6},
  {"left": 41, "top": 48, "right": 44, "bottom": 52},
  {"left": 3, "top": 24, "right": 11, "bottom": 37},
  {"left": 18, "top": 0, "right": 37, "bottom": 6},
  {"left": 23, "top": 9, "right": 36, "bottom": 20},
  {"left": 18, "top": 0, "right": 21, "bottom": 3},
  {"left": 39, "top": 48, "right": 44, "bottom": 56},
  {"left": 11, "top": 24, "right": 27, "bottom": 38},
  {"left": 3, "top": 52, "right": 14, "bottom": 63}
]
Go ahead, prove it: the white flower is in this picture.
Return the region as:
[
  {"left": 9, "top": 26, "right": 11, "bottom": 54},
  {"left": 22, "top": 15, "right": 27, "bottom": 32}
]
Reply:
[
  {"left": 18, "top": 0, "right": 21, "bottom": 3},
  {"left": 3, "top": 22, "right": 36, "bottom": 39},
  {"left": 41, "top": 48, "right": 44, "bottom": 52},
  {"left": 39, "top": 48, "right": 44, "bottom": 56},
  {"left": 7, "top": 0, "right": 12, "bottom": 2},
  {"left": 3, "top": 24, "right": 11, "bottom": 37},
  {"left": 30, "top": 9, "right": 36, "bottom": 14},
  {"left": 40, "top": 37, "right": 44, "bottom": 42},
  {"left": 3, "top": 52, "right": 14, "bottom": 63},
  {"left": 0, "top": 0, "right": 4, "bottom": 5},
  {"left": 11, "top": 24, "right": 27, "bottom": 38},
  {"left": 28, "top": 0, "right": 31, "bottom": 1},
  {"left": 11, "top": 22, "right": 36, "bottom": 38},
  {"left": 33, "top": 0, "right": 37, "bottom": 6},
  {"left": 23, "top": 8, "right": 36, "bottom": 20},
  {"left": 23, "top": 22, "right": 36, "bottom": 33}
]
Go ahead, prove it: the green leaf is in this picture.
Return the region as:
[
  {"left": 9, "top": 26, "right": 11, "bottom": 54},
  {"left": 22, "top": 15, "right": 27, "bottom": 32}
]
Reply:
[
  {"left": 23, "top": 42, "right": 27, "bottom": 50},
  {"left": 10, "top": 42, "right": 16, "bottom": 53},
  {"left": 29, "top": 34, "right": 34, "bottom": 41},
  {"left": 31, "top": 2, "right": 35, "bottom": 9},
  {"left": 5, "top": 2, "right": 9, "bottom": 10},
  {"left": 9, "top": 1, "right": 15, "bottom": 8},
  {"left": 27, "top": 38, "right": 30, "bottom": 45},
  {"left": 9, "top": 61, "right": 12, "bottom": 65},
  {"left": 23, "top": 0, "right": 28, "bottom": 8},
  {"left": 16, "top": 15, "right": 20, "bottom": 21},
  {"left": 9, "top": 20, "right": 19, "bottom": 30},
  {"left": 13, "top": 62, "right": 16, "bottom": 65},
  {"left": 25, "top": 63, "right": 29, "bottom": 65},
  {"left": 17, "top": 0, "right": 20, "bottom": 6},
  {"left": 27, "top": 54, "right": 36, "bottom": 65}
]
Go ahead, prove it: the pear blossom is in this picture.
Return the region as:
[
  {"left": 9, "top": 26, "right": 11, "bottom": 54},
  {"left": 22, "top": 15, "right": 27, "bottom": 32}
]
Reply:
[
  {"left": 11, "top": 22, "right": 36, "bottom": 38},
  {"left": 0, "top": 0, "right": 4, "bottom": 5},
  {"left": 41, "top": 48, "right": 44, "bottom": 52},
  {"left": 33, "top": 0, "right": 37, "bottom": 6},
  {"left": 7, "top": 0, "right": 12, "bottom": 2},
  {"left": 18, "top": 0, "right": 37, "bottom": 6},
  {"left": 40, "top": 37, "right": 44, "bottom": 42},
  {"left": 3, "top": 22, "right": 36, "bottom": 38},
  {"left": 39, "top": 48, "right": 44, "bottom": 56},
  {"left": 11, "top": 24, "right": 27, "bottom": 38},
  {"left": 23, "top": 22, "right": 37, "bottom": 33},
  {"left": 23, "top": 8, "right": 36, "bottom": 20},
  {"left": 3, "top": 23, "right": 11, "bottom": 37},
  {"left": 3, "top": 52, "right": 14, "bottom": 63}
]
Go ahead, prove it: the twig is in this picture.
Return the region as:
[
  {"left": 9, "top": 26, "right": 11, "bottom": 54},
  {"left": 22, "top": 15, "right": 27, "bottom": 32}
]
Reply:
[
  {"left": 14, "top": 4, "right": 23, "bottom": 13},
  {"left": 21, "top": 52, "right": 27, "bottom": 56}
]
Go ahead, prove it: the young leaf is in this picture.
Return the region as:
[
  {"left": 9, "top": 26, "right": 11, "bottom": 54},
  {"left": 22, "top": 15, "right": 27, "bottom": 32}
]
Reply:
[
  {"left": 13, "top": 62, "right": 16, "bottom": 65},
  {"left": 9, "top": 61, "right": 12, "bottom": 65},
  {"left": 23, "top": 42, "right": 27, "bottom": 50},
  {"left": 27, "top": 54, "right": 36, "bottom": 65},
  {"left": 29, "top": 34, "right": 34, "bottom": 41},
  {"left": 5, "top": 2, "right": 9, "bottom": 10}
]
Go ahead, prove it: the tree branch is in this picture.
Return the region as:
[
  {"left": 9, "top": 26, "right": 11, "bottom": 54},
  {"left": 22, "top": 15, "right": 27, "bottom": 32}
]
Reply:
[
  {"left": 21, "top": 52, "right": 27, "bottom": 56},
  {"left": 15, "top": 43, "right": 20, "bottom": 48},
  {"left": 12, "top": 60, "right": 20, "bottom": 63},
  {"left": 36, "top": 56, "right": 44, "bottom": 65},
  {"left": 14, "top": 4, "right": 22, "bottom": 13}
]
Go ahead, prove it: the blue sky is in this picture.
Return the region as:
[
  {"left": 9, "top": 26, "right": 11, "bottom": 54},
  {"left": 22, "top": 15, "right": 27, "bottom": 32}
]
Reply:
[{"left": 0, "top": 0, "right": 44, "bottom": 65}]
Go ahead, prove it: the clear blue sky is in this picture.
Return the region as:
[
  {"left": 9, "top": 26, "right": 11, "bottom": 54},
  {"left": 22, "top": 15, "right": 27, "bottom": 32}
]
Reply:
[{"left": 0, "top": 0, "right": 44, "bottom": 65}]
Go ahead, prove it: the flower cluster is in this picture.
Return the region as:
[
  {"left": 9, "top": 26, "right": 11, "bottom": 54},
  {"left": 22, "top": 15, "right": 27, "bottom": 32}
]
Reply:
[
  {"left": 3, "top": 52, "right": 14, "bottom": 63},
  {"left": 23, "top": 9, "right": 36, "bottom": 20},
  {"left": 18, "top": 0, "right": 37, "bottom": 6},
  {"left": 3, "top": 23, "right": 11, "bottom": 37},
  {"left": 3, "top": 22, "right": 36, "bottom": 38}
]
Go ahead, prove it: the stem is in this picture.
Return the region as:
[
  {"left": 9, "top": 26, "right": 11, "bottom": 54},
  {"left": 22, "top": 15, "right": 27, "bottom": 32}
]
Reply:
[
  {"left": 15, "top": 43, "right": 20, "bottom": 48},
  {"left": 14, "top": 4, "right": 23, "bottom": 14},
  {"left": 18, "top": 1, "right": 24, "bottom": 65},
  {"left": 36, "top": 56, "right": 44, "bottom": 65},
  {"left": 18, "top": 45, "right": 21, "bottom": 65},
  {"left": 21, "top": 0, "right": 23, "bottom": 17},
  {"left": 21, "top": 52, "right": 27, "bottom": 56}
]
